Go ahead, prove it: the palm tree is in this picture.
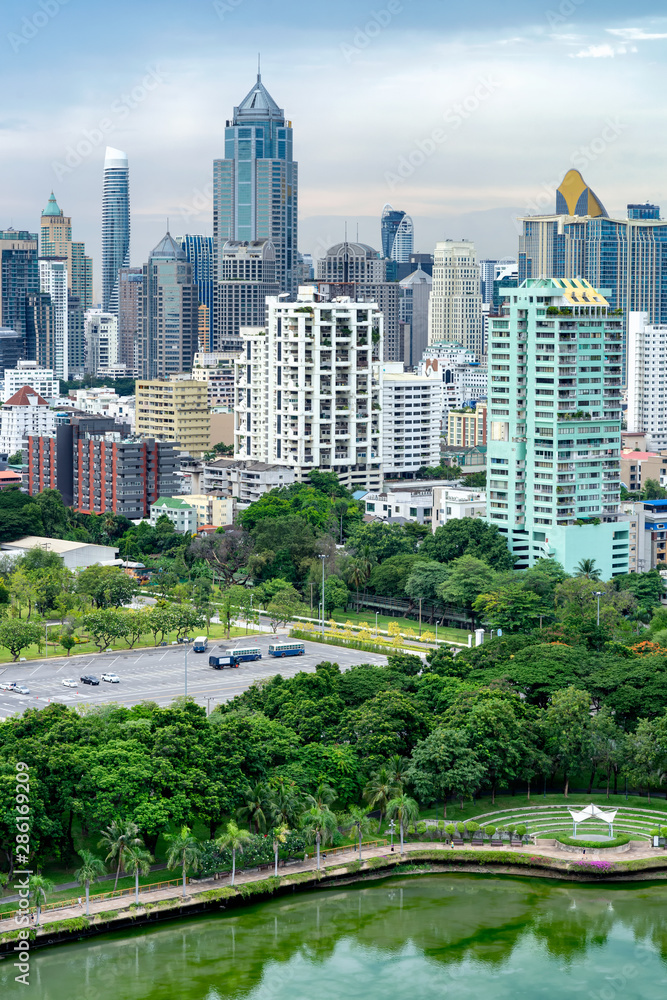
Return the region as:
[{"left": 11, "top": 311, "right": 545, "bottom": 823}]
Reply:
[
  {"left": 575, "top": 558, "right": 602, "bottom": 580},
  {"left": 304, "top": 782, "right": 337, "bottom": 810},
  {"left": 165, "top": 825, "right": 202, "bottom": 899},
  {"left": 346, "top": 805, "right": 372, "bottom": 862},
  {"left": 386, "top": 794, "right": 419, "bottom": 853},
  {"left": 236, "top": 782, "right": 270, "bottom": 834},
  {"left": 363, "top": 766, "right": 395, "bottom": 830},
  {"left": 301, "top": 805, "right": 337, "bottom": 870},
  {"left": 29, "top": 874, "right": 54, "bottom": 926},
  {"left": 74, "top": 850, "right": 106, "bottom": 916},
  {"left": 272, "top": 824, "right": 290, "bottom": 877},
  {"left": 387, "top": 755, "right": 410, "bottom": 795},
  {"left": 98, "top": 819, "right": 144, "bottom": 889},
  {"left": 216, "top": 820, "right": 252, "bottom": 886},
  {"left": 271, "top": 779, "right": 302, "bottom": 827},
  {"left": 125, "top": 846, "right": 153, "bottom": 904}
]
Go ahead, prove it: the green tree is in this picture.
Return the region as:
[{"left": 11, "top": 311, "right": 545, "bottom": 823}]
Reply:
[
  {"left": 266, "top": 586, "right": 305, "bottom": 632},
  {"left": 624, "top": 718, "right": 663, "bottom": 803},
  {"left": 345, "top": 805, "right": 372, "bottom": 862},
  {"left": 236, "top": 782, "right": 271, "bottom": 834},
  {"left": 367, "top": 553, "right": 424, "bottom": 598},
  {"left": 404, "top": 560, "right": 450, "bottom": 603},
  {"left": 363, "top": 766, "right": 395, "bottom": 830},
  {"left": 473, "top": 585, "right": 551, "bottom": 634},
  {"left": 323, "top": 576, "right": 348, "bottom": 614},
  {"left": 642, "top": 478, "right": 667, "bottom": 500},
  {"left": 125, "top": 845, "right": 153, "bottom": 904},
  {"left": 438, "top": 555, "right": 497, "bottom": 610},
  {"left": 98, "top": 818, "right": 144, "bottom": 889},
  {"left": 165, "top": 825, "right": 202, "bottom": 899},
  {"left": 216, "top": 820, "right": 252, "bottom": 885},
  {"left": 0, "top": 619, "right": 42, "bottom": 661},
  {"left": 574, "top": 558, "right": 602, "bottom": 580},
  {"left": 29, "top": 874, "right": 54, "bottom": 926},
  {"left": 59, "top": 631, "right": 77, "bottom": 657},
  {"left": 272, "top": 823, "right": 290, "bottom": 877},
  {"left": 386, "top": 794, "right": 419, "bottom": 852},
  {"left": 82, "top": 609, "right": 126, "bottom": 652},
  {"left": 76, "top": 565, "right": 138, "bottom": 608},
  {"left": 453, "top": 694, "right": 528, "bottom": 804},
  {"left": 419, "top": 518, "right": 515, "bottom": 570},
  {"left": 7, "top": 450, "right": 22, "bottom": 465},
  {"left": 407, "top": 728, "right": 486, "bottom": 818},
  {"left": 545, "top": 686, "right": 592, "bottom": 797},
  {"left": 74, "top": 849, "right": 106, "bottom": 917},
  {"left": 300, "top": 804, "right": 337, "bottom": 870}
]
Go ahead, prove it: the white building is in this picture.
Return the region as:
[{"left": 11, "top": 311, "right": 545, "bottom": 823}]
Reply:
[
  {"left": 417, "top": 342, "right": 488, "bottom": 418},
  {"left": 149, "top": 496, "right": 198, "bottom": 534},
  {"left": 0, "top": 386, "right": 56, "bottom": 457},
  {"left": 191, "top": 351, "right": 237, "bottom": 408},
  {"left": 380, "top": 362, "right": 442, "bottom": 478},
  {"left": 2, "top": 361, "right": 59, "bottom": 403},
  {"left": 428, "top": 241, "right": 483, "bottom": 359},
  {"left": 628, "top": 311, "right": 667, "bottom": 451},
  {"left": 234, "top": 287, "right": 384, "bottom": 492},
  {"left": 68, "top": 387, "right": 136, "bottom": 431},
  {"left": 1, "top": 536, "right": 118, "bottom": 570},
  {"left": 363, "top": 484, "right": 435, "bottom": 524},
  {"left": 39, "top": 258, "right": 68, "bottom": 380},
  {"left": 431, "top": 486, "right": 486, "bottom": 532},
  {"left": 84, "top": 309, "right": 119, "bottom": 374}
]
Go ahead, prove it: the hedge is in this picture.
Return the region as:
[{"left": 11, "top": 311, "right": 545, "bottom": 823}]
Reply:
[{"left": 555, "top": 834, "right": 633, "bottom": 849}]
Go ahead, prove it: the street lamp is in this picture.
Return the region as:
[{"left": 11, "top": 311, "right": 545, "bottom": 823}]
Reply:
[
  {"left": 594, "top": 591, "right": 605, "bottom": 627},
  {"left": 388, "top": 819, "right": 396, "bottom": 852},
  {"left": 184, "top": 641, "right": 188, "bottom": 698},
  {"left": 375, "top": 611, "right": 379, "bottom": 635},
  {"left": 318, "top": 554, "right": 326, "bottom": 638}
]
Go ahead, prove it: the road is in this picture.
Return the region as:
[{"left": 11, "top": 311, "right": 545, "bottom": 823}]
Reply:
[{"left": 0, "top": 633, "right": 388, "bottom": 719}]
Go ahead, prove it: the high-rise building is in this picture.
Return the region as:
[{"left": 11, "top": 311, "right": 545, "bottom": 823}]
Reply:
[
  {"left": 135, "top": 377, "right": 210, "bottom": 458},
  {"left": 627, "top": 311, "right": 667, "bottom": 451},
  {"left": 0, "top": 229, "right": 40, "bottom": 349},
  {"left": 234, "top": 287, "right": 384, "bottom": 491},
  {"left": 381, "top": 204, "right": 414, "bottom": 262},
  {"left": 518, "top": 170, "right": 667, "bottom": 379},
  {"left": 0, "top": 330, "right": 21, "bottom": 379},
  {"left": 317, "top": 242, "right": 401, "bottom": 360},
  {"left": 428, "top": 241, "right": 483, "bottom": 358},
  {"left": 40, "top": 192, "right": 93, "bottom": 309},
  {"left": 118, "top": 266, "right": 142, "bottom": 370},
  {"left": 380, "top": 362, "right": 442, "bottom": 478},
  {"left": 479, "top": 257, "right": 516, "bottom": 305},
  {"left": 399, "top": 265, "right": 432, "bottom": 367},
  {"left": 177, "top": 235, "right": 214, "bottom": 351},
  {"left": 138, "top": 232, "right": 199, "bottom": 379},
  {"left": 84, "top": 310, "right": 119, "bottom": 374},
  {"left": 447, "top": 402, "right": 487, "bottom": 447},
  {"left": 3, "top": 361, "right": 58, "bottom": 403},
  {"left": 418, "top": 341, "right": 487, "bottom": 420},
  {"left": 38, "top": 259, "right": 68, "bottom": 380},
  {"left": 213, "top": 72, "right": 297, "bottom": 299},
  {"left": 486, "top": 277, "right": 628, "bottom": 576},
  {"left": 214, "top": 239, "right": 279, "bottom": 352},
  {"left": 102, "top": 147, "right": 130, "bottom": 315}
]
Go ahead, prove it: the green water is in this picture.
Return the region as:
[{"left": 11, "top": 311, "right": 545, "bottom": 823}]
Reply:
[{"left": 2, "top": 875, "right": 667, "bottom": 999}]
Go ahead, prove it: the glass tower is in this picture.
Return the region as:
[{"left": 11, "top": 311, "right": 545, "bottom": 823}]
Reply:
[
  {"left": 102, "top": 147, "right": 130, "bottom": 315},
  {"left": 213, "top": 73, "right": 297, "bottom": 295},
  {"left": 178, "top": 235, "right": 214, "bottom": 349},
  {"left": 381, "top": 204, "right": 414, "bottom": 262}
]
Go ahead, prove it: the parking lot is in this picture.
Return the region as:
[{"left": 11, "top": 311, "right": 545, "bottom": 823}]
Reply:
[{"left": 0, "top": 634, "right": 389, "bottom": 719}]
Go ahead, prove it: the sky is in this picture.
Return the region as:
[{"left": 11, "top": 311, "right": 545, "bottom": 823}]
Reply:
[{"left": 2, "top": 0, "right": 667, "bottom": 298}]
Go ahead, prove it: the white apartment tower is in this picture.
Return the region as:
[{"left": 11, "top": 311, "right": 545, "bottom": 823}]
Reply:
[
  {"left": 38, "top": 259, "right": 68, "bottom": 380},
  {"left": 381, "top": 362, "right": 442, "bottom": 478},
  {"left": 84, "top": 309, "right": 119, "bottom": 374},
  {"left": 428, "top": 240, "right": 483, "bottom": 358},
  {"left": 627, "top": 311, "right": 667, "bottom": 451},
  {"left": 234, "top": 287, "right": 384, "bottom": 491}
]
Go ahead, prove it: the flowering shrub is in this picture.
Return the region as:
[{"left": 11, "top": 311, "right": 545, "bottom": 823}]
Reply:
[
  {"left": 569, "top": 858, "right": 615, "bottom": 875},
  {"left": 630, "top": 640, "right": 667, "bottom": 656}
]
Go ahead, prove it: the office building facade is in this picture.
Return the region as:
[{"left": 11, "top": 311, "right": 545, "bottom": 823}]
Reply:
[
  {"left": 84, "top": 310, "right": 119, "bottom": 374},
  {"left": 399, "top": 265, "right": 432, "bottom": 367},
  {"left": 234, "top": 287, "right": 384, "bottom": 491},
  {"left": 214, "top": 239, "right": 279, "bottom": 352},
  {"left": 381, "top": 204, "right": 414, "bottom": 262},
  {"left": 0, "top": 230, "right": 40, "bottom": 350},
  {"left": 135, "top": 377, "right": 210, "bottom": 457},
  {"left": 380, "top": 362, "right": 442, "bottom": 478},
  {"left": 428, "top": 241, "right": 483, "bottom": 358},
  {"left": 38, "top": 259, "right": 68, "bottom": 379},
  {"left": 138, "top": 232, "right": 199, "bottom": 379},
  {"left": 102, "top": 147, "right": 130, "bottom": 315},
  {"left": 486, "top": 277, "right": 627, "bottom": 576},
  {"left": 178, "top": 235, "right": 214, "bottom": 351},
  {"left": 213, "top": 73, "right": 297, "bottom": 296},
  {"left": 118, "top": 266, "right": 142, "bottom": 370}
]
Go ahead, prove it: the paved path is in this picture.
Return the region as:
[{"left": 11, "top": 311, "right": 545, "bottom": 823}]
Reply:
[{"left": 3, "top": 840, "right": 664, "bottom": 933}]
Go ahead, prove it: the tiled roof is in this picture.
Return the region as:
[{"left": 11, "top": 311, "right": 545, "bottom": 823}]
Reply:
[{"left": 3, "top": 385, "right": 49, "bottom": 407}]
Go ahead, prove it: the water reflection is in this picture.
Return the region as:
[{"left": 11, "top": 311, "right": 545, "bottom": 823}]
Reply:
[{"left": 2, "top": 875, "right": 666, "bottom": 1000}]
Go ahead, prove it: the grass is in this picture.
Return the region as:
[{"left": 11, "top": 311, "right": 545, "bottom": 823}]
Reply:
[
  {"left": 417, "top": 791, "right": 667, "bottom": 824},
  {"left": 0, "top": 866, "right": 185, "bottom": 915},
  {"left": 0, "top": 623, "right": 262, "bottom": 668},
  {"left": 308, "top": 609, "right": 468, "bottom": 645}
]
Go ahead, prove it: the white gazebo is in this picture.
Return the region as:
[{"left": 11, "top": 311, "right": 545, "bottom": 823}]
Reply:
[{"left": 568, "top": 803, "right": 617, "bottom": 838}]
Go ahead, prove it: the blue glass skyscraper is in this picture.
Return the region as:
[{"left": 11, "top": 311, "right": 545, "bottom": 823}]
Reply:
[
  {"left": 381, "top": 204, "right": 414, "bottom": 262},
  {"left": 178, "top": 235, "right": 214, "bottom": 348},
  {"left": 102, "top": 147, "right": 130, "bottom": 315},
  {"left": 213, "top": 72, "right": 297, "bottom": 294}
]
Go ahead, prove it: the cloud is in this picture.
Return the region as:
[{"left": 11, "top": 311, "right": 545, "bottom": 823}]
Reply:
[
  {"left": 607, "top": 27, "right": 667, "bottom": 41},
  {"left": 570, "top": 44, "right": 626, "bottom": 58}
]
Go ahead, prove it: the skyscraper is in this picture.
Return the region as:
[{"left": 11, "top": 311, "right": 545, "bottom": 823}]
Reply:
[
  {"left": 38, "top": 259, "right": 68, "bottom": 380},
  {"left": 399, "top": 265, "right": 432, "bottom": 367},
  {"left": 0, "top": 229, "right": 39, "bottom": 350},
  {"left": 214, "top": 239, "right": 279, "bottom": 353},
  {"left": 213, "top": 72, "right": 297, "bottom": 298},
  {"left": 177, "top": 235, "right": 214, "bottom": 351},
  {"left": 138, "top": 232, "right": 199, "bottom": 379},
  {"left": 381, "top": 204, "right": 414, "bottom": 262},
  {"left": 118, "top": 266, "right": 143, "bottom": 370},
  {"left": 428, "top": 241, "right": 483, "bottom": 357},
  {"left": 102, "top": 147, "right": 130, "bottom": 315},
  {"left": 486, "top": 277, "right": 627, "bottom": 577},
  {"left": 518, "top": 170, "right": 667, "bottom": 379}
]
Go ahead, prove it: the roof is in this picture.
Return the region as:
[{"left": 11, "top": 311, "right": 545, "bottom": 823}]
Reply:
[
  {"left": 3, "top": 385, "right": 49, "bottom": 407},
  {"left": 556, "top": 169, "right": 608, "bottom": 218},
  {"left": 152, "top": 497, "right": 194, "bottom": 510},
  {"left": 0, "top": 470, "right": 21, "bottom": 480},
  {"left": 42, "top": 192, "right": 62, "bottom": 217},
  {"left": 150, "top": 231, "right": 186, "bottom": 260},
  {"left": 104, "top": 146, "right": 127, "bottom": 168},
  {"left": 352, "top": 490, "right": 368, "bottom": 500},
  {"left": 621, "top": 451, "right": 661, "bottom": 460},
  {"left": 399, "top": 267, "right": 432, "bottom": 287},
  {"left": 1, "top": 536, "right": 115, "bottom": 554},
  {"left": 235, "top": 73, "right": 284, "bottom": 122}
]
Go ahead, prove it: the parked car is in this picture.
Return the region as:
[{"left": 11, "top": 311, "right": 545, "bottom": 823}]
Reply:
[
  {"left": 0, "top": 681, "right": 17, "bottom": 691},
  {"left": 80, "top": 675, "right": 100, "bottom": 686},
  {"left": 62, "top": 678, "right": 77, "bottom": 688},
  {"left": 101, "top": 672, "right": 120, "bottom": 683},
  {"left": 13, "top": 685, "right": 30, "bottom": 695}
]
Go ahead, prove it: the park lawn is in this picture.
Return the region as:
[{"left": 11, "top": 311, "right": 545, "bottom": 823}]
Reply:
[
  {"left": 326, "top": 610, "right": 468, "bottom": 645},
  {"left": 0, "top": 624, "right": 262, "bottom": 667},
  {"left": 416, "top": 791, "right": 667, "bottom": 824}
]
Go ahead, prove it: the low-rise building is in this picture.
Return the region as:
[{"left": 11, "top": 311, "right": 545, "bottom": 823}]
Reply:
[
  {"left": 440, "top": 443, "right": 487, "bottom": 474},
  {"left": 1, "top": 536, "right": 118, "bottom": 570},
  {"left": 172, "top": 493, "right": 235, "bottom": 528},
  {"left": 2, "top": 361, "right": 59, "bottom": 402},
  {"left": 149, "top": 496, "right": 197, "bottom": 534},
  {"left": 0, "top": 386, "right": 56, "bottom": 457},
  {"left": 201, "top": 458, "right": 295, "bottom": 504},
  {"left": 447, "top": 403, "right": 487, "bottom": 447},
  {"left": 431, "top": 486, "right": 486, "bottom": 531},
  {"left": 620, "top": 450, "right": 667, "bottom": 491},
  {"left": 363, "top": 485, "right": 434, "bottom": 524}
]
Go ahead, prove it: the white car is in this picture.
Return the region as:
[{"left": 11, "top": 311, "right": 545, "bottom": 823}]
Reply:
[
  {"left": 0, "top": 681, "right": 16, "bottom": 691},
  {"left": 14, "top": 686, "right": 30, "bottom": 695},
  {"left": 62, "top": 678, "right": 78, "bottom": 688},
  {"left": 101, "top": 672, "right": 120, "bottom": 683}
]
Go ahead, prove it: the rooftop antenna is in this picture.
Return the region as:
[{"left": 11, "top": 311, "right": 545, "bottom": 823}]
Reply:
[
  {"left": 356, "top": 222, "right": 359, "bottom": 242},
  {"left": 166, "top": 216, "right": 170, "bottom": 233},
  {"left": 257, "top": 52, "right": 261, "bottom": 81},
  {"left": 344, "top": 221, "right": 348, "bottom": 243}
]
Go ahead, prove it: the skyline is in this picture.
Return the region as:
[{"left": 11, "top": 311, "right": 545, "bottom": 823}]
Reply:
[{"left": 2, "top": 1, "right": 667, "bottom": 296}]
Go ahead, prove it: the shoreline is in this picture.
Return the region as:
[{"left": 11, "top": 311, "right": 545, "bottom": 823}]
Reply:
[{"left": 3, "top": 846, "right": 666, "bottom": 955}]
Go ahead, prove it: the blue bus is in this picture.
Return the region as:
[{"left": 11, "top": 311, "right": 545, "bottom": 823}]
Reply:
[
  {"left": 223, "top": 646, "right": 262, "bottom": 662},
  {"left": 268, "top": 641, "right": 305, "bottom": 658}
]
